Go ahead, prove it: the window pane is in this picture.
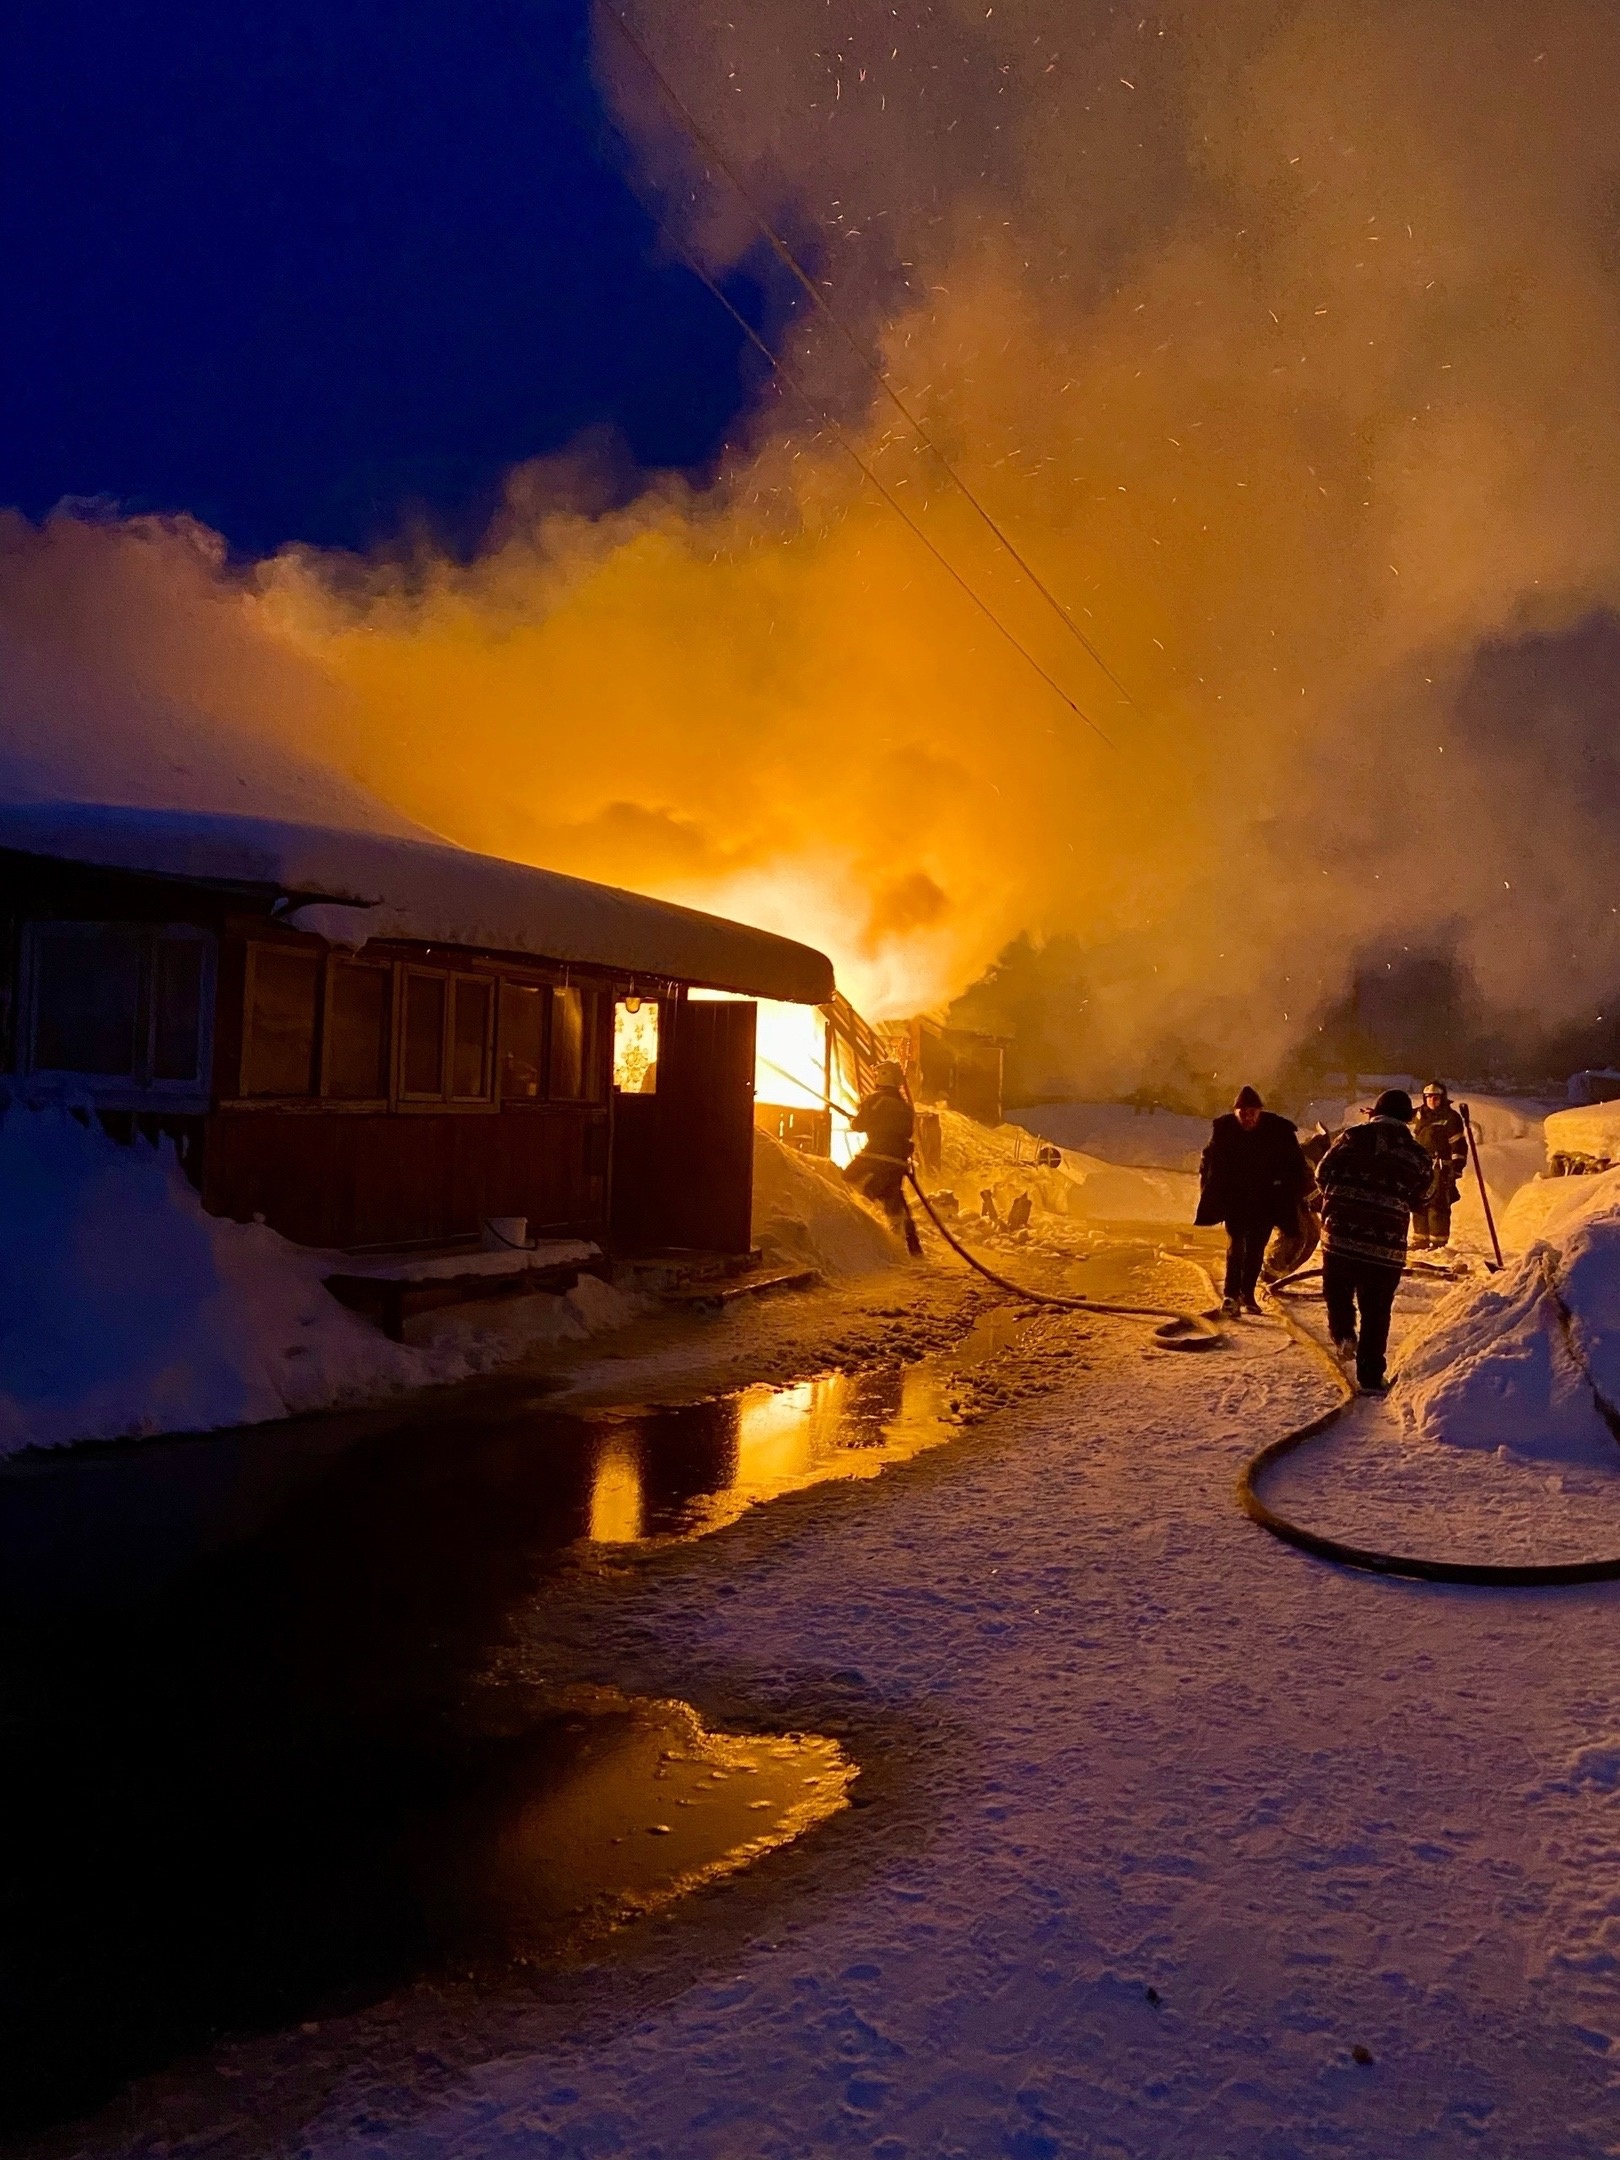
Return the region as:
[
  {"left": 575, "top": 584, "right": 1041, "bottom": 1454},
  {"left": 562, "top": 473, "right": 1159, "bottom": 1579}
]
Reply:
[
  {"left": 549, "top": 986, "right": 585, "bottom": 1100},
  {"left": 499, "top": 981, "right": 545, "bottom": 1101},
  {"left": 32, "top": 924, "right": 141, "bottom": 1076},
  {"left": 243, "top": 948, "right": 319, "bottom": 1096},
  {"left": 327, "top": 963, "right": 391, "bottom": 1100},
  {"left": 451, "top": 978, "right": 492, "bottom": 1099},
  {"left": 152, "top": 936, "right": 205, "bottom": 1082},
  {"left": 402, "top": 973, "right": 446, "bottom": 1096},
  {"left": 613, "top": 999, "right": 659, "bottom": 1094}
]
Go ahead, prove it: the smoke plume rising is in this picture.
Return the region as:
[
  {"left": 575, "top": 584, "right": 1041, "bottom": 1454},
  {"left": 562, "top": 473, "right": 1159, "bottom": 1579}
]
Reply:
[{"left": 6, "top": 1, "right": 1620, "bottom": 1093}]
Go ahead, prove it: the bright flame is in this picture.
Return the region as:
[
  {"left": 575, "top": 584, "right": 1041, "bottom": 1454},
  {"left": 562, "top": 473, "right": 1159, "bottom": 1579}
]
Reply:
[
  {"left": 10, "top": 1, "right": 1620, "bottom": 1091},
  {"left": 693, "top": 991, "right": 866, "bottom": 1162}
]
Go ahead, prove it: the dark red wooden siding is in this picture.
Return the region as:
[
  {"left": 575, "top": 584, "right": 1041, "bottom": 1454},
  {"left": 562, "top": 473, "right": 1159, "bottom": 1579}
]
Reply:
[{"left": 200, "top": 1106, "right": 608, "bottom": 1248}]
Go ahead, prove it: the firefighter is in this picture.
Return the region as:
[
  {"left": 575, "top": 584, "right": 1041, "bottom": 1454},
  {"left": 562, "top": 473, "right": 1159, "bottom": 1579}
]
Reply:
[
  {"left": 1195, "top": 1086, "right": 1313, "bottom": 1317},
  {"left": 1314, "top": 1088, "right": 1436, "bottom": 1393},
  {"left": 844, "top": 1060, "right": 923, "bottom": 1256},
  {"left": 1411, "top": 1080, "right": 1469, "bottom": 1250}
]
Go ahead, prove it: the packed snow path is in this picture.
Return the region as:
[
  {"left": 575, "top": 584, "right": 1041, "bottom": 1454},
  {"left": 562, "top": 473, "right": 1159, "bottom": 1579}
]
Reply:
[{"left": 295, "top": 1310, "right": 1620, "bottom": 2160}]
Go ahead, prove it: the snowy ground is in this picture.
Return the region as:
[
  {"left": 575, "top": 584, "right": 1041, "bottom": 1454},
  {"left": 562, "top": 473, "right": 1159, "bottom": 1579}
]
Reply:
[
  {"left": 14, "top": 1100, "right": 1620, "bottom": 2158},
  {"left": 31, "top": 1258, "right": 1619, "bottom": 2160}
]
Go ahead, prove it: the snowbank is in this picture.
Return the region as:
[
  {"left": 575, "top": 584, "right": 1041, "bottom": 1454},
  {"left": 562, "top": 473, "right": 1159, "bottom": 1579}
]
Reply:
[
  {"left": 1011, "top": 1101, "right": 1208, "bottom": 1173},
  {"left": 751, "top": 1129, "right": 903, "bottom": 1275},
  {"left": 1399, "top": 1170, "right": 1620, "bottom": 1465},
  {"left": 945, "top": 1112, "right": 1200, "bottom": 1225},
  {"left": 1544, "top": 1101, "right": 1620, "bottom": 1166},
  {"left": 0, "top": 1107, "right": 636, "bottom": 1455}
]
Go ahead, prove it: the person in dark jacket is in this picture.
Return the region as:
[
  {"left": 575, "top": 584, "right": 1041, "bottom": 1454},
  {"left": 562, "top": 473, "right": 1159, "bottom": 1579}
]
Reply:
[
  {"left": 1315, "top": 1088, "right": 1436, "bottom": 1392},
  {"left": 1196, "top": 1086, "right": 1312, "bottom": 1317},
  {"left": 1411, "top": 1081, "right": 1469, "bottom": 1250},
  {"left": 843, "top": 1060, "right": 923, "bottom": 1255},
  {"left": 1262, "top": 1122, "right": 1334, "bottom": 1283}
]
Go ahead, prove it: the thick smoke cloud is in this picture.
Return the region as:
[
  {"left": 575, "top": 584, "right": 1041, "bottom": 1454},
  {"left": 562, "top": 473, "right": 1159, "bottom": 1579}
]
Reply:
[{"left": 5, "top": 2, "right": 1620, "bottom": 1091}]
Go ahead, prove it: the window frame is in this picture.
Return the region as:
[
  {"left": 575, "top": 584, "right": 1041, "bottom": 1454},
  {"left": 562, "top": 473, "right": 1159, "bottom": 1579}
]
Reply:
[
  {"left": 318, "top": 955, "right": 395, "bottom": 1107},
  {"left": 447, "top": 973, "right": 497, "bottom": 1104},
  {"left": 495, "top": 974, "right": 552, "bottom": 1108},
  {"left": 396, "top": 965, "right": 451, "bottom": 1104},
  {"left": 394, "top": 965, "right": 499, "bottom": 1111},
  {"left": 21, "top": 918, "right": 217, "bottom": 1109},
  {"left": 239, "top": 939, "right": 324, "bottom": 1102},
  {"left": 222, "top": 943, "right": 618, "bottom": 1116}
]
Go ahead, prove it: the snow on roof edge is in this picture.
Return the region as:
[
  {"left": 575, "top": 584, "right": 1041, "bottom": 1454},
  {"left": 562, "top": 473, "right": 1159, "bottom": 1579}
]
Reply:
[{"left": 0, "top": 801, "right": 836, "bottom": 1004}]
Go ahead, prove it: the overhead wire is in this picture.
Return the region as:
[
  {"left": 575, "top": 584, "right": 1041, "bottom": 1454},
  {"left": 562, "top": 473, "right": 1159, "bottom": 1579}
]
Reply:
[
  {"left": 669, "top": 232, "right": 1117, "bottom": 746},
  {"left": 596, "top": 0, "right": 1132, "bottom": 739}
]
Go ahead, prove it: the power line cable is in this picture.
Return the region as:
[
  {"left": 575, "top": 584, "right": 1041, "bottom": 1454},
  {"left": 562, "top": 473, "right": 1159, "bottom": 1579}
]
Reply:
[
  {"left": 598, "top": 0, "right": 1143, "bottom": 716},
  {"left": 673, "top": 239, "right": 1115, "bottom": 746}
]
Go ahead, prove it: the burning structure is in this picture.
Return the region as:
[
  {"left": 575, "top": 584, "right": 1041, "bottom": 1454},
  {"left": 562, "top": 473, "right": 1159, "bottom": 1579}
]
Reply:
[
  {"left": 7, "top": 4, "right": 1620, "bottom": 1107},
  {"left": 0, "top": 801, "right": 831, "bottom": 1258}
]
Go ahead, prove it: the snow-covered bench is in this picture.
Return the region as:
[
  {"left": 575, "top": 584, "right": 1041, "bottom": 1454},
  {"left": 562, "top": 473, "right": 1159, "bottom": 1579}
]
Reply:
[{"left": 324, "top": 1237, "right": 608, "bottom": 1341}]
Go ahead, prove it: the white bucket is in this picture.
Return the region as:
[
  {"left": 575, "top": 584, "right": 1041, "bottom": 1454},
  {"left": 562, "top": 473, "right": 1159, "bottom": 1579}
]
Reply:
[{"left": 483, "top": 1215, "right": 531, "bottom": 1252}]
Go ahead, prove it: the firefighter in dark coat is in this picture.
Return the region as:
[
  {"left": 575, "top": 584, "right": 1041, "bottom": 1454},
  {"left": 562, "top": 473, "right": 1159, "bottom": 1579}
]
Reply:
[
  {"left": 1196, "top": 1086, "right": 1312, "bottom": 1317},
  {"left": 843, "top": 1061, "right": 923, "bottom": 1255},
  {"left": 1411, "top": 1080, "right": 1469, "bottom": 1250},
  {"left": 1315, "top": 1088, "right": 1436, "bottom": 1393}
]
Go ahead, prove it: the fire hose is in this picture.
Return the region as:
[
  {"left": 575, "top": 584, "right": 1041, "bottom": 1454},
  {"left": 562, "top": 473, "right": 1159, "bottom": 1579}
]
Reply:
[
  {"left": 904, "top": 1165, "right": 1620, "bottom": 1585},
  {"left": 1240, "top": 1254, "right": 1620, "bottom": 1587},
  {"left": 904, "top": 1171, "right": 1223, "bottom": 1346}
]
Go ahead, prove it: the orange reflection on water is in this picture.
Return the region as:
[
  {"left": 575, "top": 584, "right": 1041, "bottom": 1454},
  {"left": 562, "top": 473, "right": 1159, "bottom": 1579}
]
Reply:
[{"left": 588, "top": 1438, "right": 644, "bottom": 1544}]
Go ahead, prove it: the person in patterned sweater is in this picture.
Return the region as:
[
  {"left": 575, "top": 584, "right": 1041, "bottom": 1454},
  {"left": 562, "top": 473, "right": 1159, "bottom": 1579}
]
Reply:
[{"left": 1314, "top": 1088, "right": 1437, "bottom": 1394}]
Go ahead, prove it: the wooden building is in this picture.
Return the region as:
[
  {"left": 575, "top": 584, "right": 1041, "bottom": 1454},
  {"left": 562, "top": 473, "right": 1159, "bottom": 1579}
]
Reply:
[
  {"left": 894, "top": 1014, "right": 1009, "bottom": 1128},
  {"left": 0, "top": 803, "right": 833, "bottom": 1259}
]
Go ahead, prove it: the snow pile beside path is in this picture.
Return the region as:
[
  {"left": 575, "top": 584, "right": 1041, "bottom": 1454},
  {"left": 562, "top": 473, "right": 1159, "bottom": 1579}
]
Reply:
[
  {"left": 1012, "top": 1101, "right": 1207, "bottom": 1173},
  {"left": 1545, "top": 1101, "right": 1620, "bottom": 1165},
  {"left": 1399, "top": 1172, "right": 1620, "bottom": 1465},
  {"left": 939, "top": 1111, "right": 1199, "bottom": 1225},
  {"left": 1502, "top": 1164, "right": 1620, "bottom": 1252},
  {"left": 0, "top": 1107, "right": 634, "bottom": 1455},
  {"left": 751, "top": 1128, "right": 902, "bottom": 1275}
]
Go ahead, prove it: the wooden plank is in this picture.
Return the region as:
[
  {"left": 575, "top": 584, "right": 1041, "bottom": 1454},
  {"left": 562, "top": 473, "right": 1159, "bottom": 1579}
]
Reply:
[{"left": 661, "top": 1266, "right": 821, "bottom": 1308}]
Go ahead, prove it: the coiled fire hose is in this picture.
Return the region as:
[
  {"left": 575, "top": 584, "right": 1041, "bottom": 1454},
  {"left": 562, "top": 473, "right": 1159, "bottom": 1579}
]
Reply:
[
  {"left": 904, "top": 1171, "right": 1222, "bottom": 1346},
  {"left": 904, "top": 1165, "right": 1620, "bottom": 1584},
  {"left": 1240, "top": 1250, "right": 1620, "bottom": 1586}
]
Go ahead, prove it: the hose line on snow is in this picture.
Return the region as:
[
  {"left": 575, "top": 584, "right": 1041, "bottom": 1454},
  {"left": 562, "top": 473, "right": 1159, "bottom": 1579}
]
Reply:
[
  {"left": 906, "top": 1153, "right": 1620, "bottom": 1584},
  {"left": 904, "top": 1171, "right": 1223, "bottom": 1346},
  {"left": 1239, "top": 1255, "right": 1620, "bottom": 1587}
]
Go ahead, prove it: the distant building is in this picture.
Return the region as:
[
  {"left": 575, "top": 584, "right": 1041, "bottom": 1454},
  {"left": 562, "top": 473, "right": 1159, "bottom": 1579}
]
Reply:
[
  {"left": 0, "top": 802, "right": 832, "bottom": 1258},
  {"left": 895, "top": 1015, "right": 1009, "bottom": 1129}
]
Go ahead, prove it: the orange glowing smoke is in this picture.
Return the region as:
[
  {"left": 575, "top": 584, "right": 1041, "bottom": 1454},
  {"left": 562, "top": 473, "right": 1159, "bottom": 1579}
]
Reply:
[{"left": 7, "top": 0, "right": 1620, "bottom": 1086}]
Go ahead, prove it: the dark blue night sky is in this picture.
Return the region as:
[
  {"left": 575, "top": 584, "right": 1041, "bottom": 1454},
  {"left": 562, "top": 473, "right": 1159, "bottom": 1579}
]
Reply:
[{"left": 0, "top": 1, "right": 755, "bottom": 556}]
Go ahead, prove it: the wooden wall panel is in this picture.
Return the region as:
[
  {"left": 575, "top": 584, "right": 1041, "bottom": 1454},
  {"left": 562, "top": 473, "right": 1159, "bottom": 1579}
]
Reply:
[{"left": 200, "top": 1107, "right": 609, "bottom": 1249}]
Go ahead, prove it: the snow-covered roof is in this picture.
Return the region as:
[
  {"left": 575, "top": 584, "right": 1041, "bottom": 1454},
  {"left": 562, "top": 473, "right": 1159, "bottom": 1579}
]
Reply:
[{"left": 0, "top": 800, "right": 835, "bottom": 1003}]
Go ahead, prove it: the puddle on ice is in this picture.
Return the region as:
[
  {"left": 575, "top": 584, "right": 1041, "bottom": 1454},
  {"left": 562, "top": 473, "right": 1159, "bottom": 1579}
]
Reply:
[
  {"left": 0, "top": 1441, "right": 862, "bottom": 2134},
  {"left": 580, "top": 1304, "right": 1041, "bottom": 1544},
  {"left": 433, "top": 1698, "right": 853, "bottom": 1952},
  {"left": 0, "top": 1309, "right": 1037, "bottom": 2127},
  {"left": 0, "top": 1655, "right": 852, "bottom": 2133}
]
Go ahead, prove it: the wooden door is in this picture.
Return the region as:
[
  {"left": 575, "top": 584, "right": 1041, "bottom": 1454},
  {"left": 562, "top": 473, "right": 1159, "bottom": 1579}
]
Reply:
[{"left": 609, "top": 999, "right": 757, "bottom": 1255}]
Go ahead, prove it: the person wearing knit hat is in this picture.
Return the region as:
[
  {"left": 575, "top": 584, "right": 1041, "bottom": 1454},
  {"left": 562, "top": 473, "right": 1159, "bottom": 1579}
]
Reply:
[
  {"left": 1195, "top": 1086, "right": 1312, "bottom": 1317},
  {"left": 1312, "top": 1088, "right": 1438, "bottom": 1392}
]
